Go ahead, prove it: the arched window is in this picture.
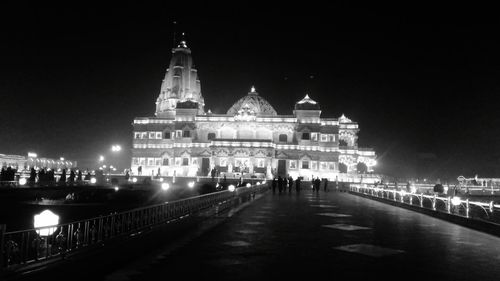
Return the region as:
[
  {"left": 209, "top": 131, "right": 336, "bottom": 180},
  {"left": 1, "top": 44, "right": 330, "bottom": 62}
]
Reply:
[
  {"left": 339, "top": 163, "right": 348, "bottom": 173},
  {"left": 357, "top": 162, "right": 368, "bottom": 174},
  {"left": 207, "top": 133, "right": 216, "bottom": 140},
  {"left": 339, "top": 139, "right": 348, "bottom": 147},
  {"left": 278, "top": 134, "right": 287, "bottom": 142}
]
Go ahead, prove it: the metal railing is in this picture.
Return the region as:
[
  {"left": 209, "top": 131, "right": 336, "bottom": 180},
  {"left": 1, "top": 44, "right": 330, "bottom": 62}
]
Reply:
[
  {"left": 0, "top": 183, "right": 268, "bottom": 272},
  {"left": 350, "top": 184, "right": 500, "bottom": 224}
]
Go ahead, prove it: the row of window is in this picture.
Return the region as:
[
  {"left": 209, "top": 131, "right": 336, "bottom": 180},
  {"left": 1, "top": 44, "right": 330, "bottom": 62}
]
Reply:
[
  {"left": 301, "top": 133, "right": 336, "bottom": 142},
  {"left": 217, "top": 157, "right": 267, "bottom": 168},
  {"left": 134, "top": 131, "right": 191, "bottom": 139},
  {"left": 289, "top": 160, "right": 336, "bottom": 170},
  {"left": 132, "top": 157, "right": 196, "bottom": 166},
  {"left": 134, "top": 131, "right": 338, "bottom": 143}
]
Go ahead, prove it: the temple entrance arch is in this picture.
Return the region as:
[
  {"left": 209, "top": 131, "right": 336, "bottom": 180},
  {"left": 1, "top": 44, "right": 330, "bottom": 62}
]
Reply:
[
  {"left": 201, "top": 158, "right": 210, "bottom": 176},
  {"left": 277, "top": 160, "right": 287, "bottom": 176}
]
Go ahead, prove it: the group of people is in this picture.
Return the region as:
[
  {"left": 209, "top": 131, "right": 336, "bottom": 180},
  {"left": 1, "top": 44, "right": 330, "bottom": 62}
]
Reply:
[
  {"left": 0, "top": 166, "right": 97, "bottom": 186},
  {"left": 271, "top": 175, "right": 296, "bottom": 193},
  {"left": 271, "top": 175, "right": 336, "bottom": 194},
  {"left": 0, "top": 166, "right": 17, "bottom": 182}
]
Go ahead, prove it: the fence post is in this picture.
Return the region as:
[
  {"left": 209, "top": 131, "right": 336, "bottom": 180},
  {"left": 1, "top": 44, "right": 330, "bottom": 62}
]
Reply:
[
  {"left": 0, "top": 224, "right": 5, "bottom": 273},
  {"left": 466, "top": 199, "right": 470, "bottom": 218},
  {"left": 447, "top": 197, "right": 451, "bottom": 213}
]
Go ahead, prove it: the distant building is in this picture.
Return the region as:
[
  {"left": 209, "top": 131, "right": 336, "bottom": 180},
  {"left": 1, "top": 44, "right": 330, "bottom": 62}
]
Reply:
[
  {"left": 0, "top": 153, "right": 77, "bottom": 170},
  {"left": 131, "top": 37, "right": 376, "bottom": 180}
]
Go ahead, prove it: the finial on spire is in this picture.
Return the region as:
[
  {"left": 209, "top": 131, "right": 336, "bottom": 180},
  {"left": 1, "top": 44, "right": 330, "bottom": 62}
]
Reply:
[
  {"left": 177, "top": 32, "right": 188, "bottom": 48},
  {"left": 251, "top": 86, "right": 256, "bottom": 93}
]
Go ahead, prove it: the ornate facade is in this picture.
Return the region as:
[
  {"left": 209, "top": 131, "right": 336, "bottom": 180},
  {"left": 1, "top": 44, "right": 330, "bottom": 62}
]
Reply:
[{"left": 131, "top": 39, "right": 376, "bottom": 180}]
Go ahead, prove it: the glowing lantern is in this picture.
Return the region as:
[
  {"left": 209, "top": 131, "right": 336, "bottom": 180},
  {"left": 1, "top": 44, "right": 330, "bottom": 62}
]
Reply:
[
  {"left": 188, "top": 181, "right": 195, "bottom": 188},
  {"left": 161, "top": 183, "right": 170, "bottom": 191},
  {"left": 228, "top": 185, "right": 236, "bottom": 192},
  {"left": 451, "top": 196, "right": 461, "bottom": 206},
  {"left": 90, "top": 177, "right": 97, "bottom": 184},
  {"left": 34, "top": 210, "right": 59, "bottom": 236},
  {"left": 19, "top": 178, "right": 27, "bottom": 186}
]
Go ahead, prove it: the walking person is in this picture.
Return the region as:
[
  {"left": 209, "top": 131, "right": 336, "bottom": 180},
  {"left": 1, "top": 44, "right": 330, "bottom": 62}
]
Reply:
[
  {"left": 278, "top": 176, "right": 283, "bottom": 194},
  {"left": 272, "top": 177, "right": 277, "bottom": 194},
  {"left": 314, "top": 177, "right": 321, "bottom": 192},
  {"left": 295, "top": 177, "right": 301, "bottom": 193},
  {"left": 324, "top": 178, "right": 329, "bottom": 192},
  {"left": 288, "top": 175, "right": 293, "bottom": 192}
]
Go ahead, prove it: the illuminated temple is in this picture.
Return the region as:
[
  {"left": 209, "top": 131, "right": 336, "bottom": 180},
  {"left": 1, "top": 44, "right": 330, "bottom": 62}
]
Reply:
[{"left": 131, "top": 38, "right": 376, "bottom": 180}]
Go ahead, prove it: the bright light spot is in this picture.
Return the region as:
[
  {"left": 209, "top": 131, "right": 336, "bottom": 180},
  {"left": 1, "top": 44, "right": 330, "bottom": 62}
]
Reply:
[
  {"left": 246, "top": 183, "right": 251, "bottom": 188},
  {"left": 228, "top": 185, "right": 236, "bottom": 192},
  {"left": 111, "top": 145, "right": 122, "bottom": 152},
  {"left": 19, "top": 178, "right": 27, "bottom": 185},
  {"left": 401, "top": 190, "right": 406, "bottom": 197},
  {"left": 188, "top": 181, "right": 195, "bottom": 188},
  {"left": 410, "top": 186, "right": 417, "bottom": 193},
  {"left": 161, "top": 183, "right": 170, "bottom": 191},
  {"left": 34, "top": 210, "right": 59, "bottom": 236},
  {"left": 256, "top": 182, "right": 261, "bottom": 185},
  {"left": 132, "top": 177, "right": 137, "bottom": 183},
  {"left": 103, "top": 165, "right": 107, "bottom": 168},
  {"left": 28, "top": 152, "right": 37, "bottom": 158},
  {"left": 60, "top": 157, "right": 65, "bottom": 161},
  {"left": 159, "top": 178, "right": 164, "bottom": 182},
  {"left": 216, "top": 183, "right": 220, "bottom": 188},
  {"left": 90, "top": 177, "right": 97, "bottom": 184},
  {"left": 373, "top": 160, "right": 377, "bottom": 166},
  {"left": 114, "top": 186, "right": 119, "bottom": 191},
  {"left": 451, "top": 196, "right": 461, "bottom": 206},
  {"left": 110, "top": 165, "right": 114, "bottom": 169},
  {"left": 99, "top": 155, "right": 105, "bottom": 161}
]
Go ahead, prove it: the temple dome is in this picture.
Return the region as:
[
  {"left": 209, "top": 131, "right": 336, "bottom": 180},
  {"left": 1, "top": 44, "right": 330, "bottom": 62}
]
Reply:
[{"left": 227, "top": 87, "right": 277, "bottom": 116}]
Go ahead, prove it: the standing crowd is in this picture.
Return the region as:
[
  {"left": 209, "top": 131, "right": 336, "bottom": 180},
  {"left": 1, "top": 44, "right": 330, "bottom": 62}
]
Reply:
[{"left": 271, "top": 175, "right": 337, "bottom": 194}]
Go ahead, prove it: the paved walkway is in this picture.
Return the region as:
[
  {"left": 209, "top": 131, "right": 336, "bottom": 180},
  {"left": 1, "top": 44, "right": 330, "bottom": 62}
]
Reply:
[{"left": 101, "top": 189, "right": 500, "bottom": 281}]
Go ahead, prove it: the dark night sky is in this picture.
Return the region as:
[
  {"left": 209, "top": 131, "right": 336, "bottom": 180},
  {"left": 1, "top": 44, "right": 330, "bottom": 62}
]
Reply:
[{"left": 1, "top": 3, "right": 499, "bottom": 180}]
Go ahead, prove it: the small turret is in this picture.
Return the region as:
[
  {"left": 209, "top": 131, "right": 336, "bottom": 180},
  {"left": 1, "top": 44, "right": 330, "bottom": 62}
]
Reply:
[{"left": 294, "top": 94, "right": 321, "bottom": 121}]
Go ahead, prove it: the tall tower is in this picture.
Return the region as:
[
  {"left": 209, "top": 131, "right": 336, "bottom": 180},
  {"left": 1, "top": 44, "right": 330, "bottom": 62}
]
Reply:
[{"left": 155, "top": 33, "right": 205, "bottom": 117}]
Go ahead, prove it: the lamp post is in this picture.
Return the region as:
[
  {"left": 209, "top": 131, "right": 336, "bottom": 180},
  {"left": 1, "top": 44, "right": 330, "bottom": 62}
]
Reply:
[{"left": 110, "top": 145, "right": 121, "bottom": 175}]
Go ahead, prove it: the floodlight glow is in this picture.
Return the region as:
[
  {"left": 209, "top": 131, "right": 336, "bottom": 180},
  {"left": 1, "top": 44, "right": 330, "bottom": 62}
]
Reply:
[
  {"left": 228, "top": 185, "right": 236, "bottom": 192},
  {"left": 90, "top": 177, "right": 97, "bottom": 184},
  {"left": 99, "top": 155, "right": 104, "bottom": 161},
  {"left": 19, "top": 178, "right": 27, "bottom": 185},
  {"left": 256, "top": 182, "right": 261, "bottom": 185},
  {"left": 188, "top": 181, "right": 195, "bottom": 188},
  {"left": 401, "top": 190, "right": 406, "bottom": 197},
  {"left": 111, "top": 145, "right": 122, "bottom": 152},
  {"left": 451, "top": 196, "right": 461, "bottom": 206},
  {"left": 161, "top": 183, "right": 170, "bottom": 191},
  {"left": 28, "top": 152, "right": 37, "bottom": 158},
  {"left": 60, "top": 157, "right": 65, "bottom": 161},
  {"left": 34, "top": 210, "right": 59, "bottom": 236},
  {"left": 132, "top": 177, "right": 137, "bottom": 183},
  {"left": 216, "top": 183, "right": 220, "bottom": 187},
  {"left": 410, "top": 186, "right": 417, "bottom": 193},
  {"left": 114, "top": 186, "right": 119, "bottom": 191},
  {"left": 246, "top": 183, "right": 251, "bottom": 188},
  {"left": 159, "top": 178, "right": 164, "bottom": 182}
]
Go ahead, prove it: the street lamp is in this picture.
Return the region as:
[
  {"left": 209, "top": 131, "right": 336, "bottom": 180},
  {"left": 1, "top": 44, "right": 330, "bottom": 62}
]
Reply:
[
  {"left": 111, "top": 145, "right": 122, "bottom": 152},
  {"left": 99, "top": 155, "right": 105, "bottom": 162}
]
